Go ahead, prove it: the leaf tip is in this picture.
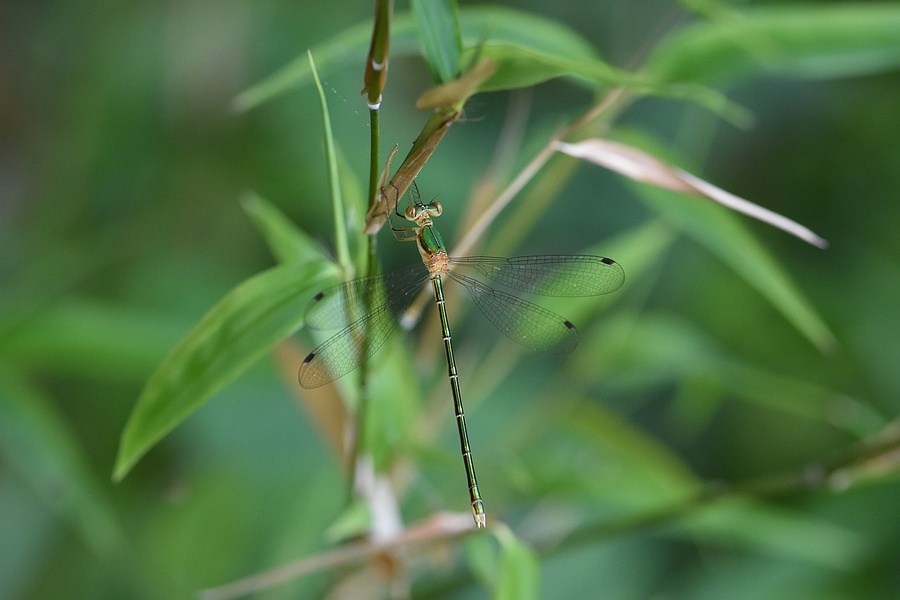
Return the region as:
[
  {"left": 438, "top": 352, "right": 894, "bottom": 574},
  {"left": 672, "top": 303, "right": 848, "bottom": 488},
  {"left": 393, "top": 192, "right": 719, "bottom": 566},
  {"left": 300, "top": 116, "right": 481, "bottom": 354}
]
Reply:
[{"left": 111, "top": 456, "right": 132, "bottom": 483}]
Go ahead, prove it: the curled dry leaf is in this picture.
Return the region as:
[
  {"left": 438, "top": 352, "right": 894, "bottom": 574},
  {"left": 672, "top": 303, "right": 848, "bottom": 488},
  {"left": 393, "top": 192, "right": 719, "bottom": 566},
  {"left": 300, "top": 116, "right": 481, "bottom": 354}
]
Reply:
[
  {"left": 364, "top": 110, "right": 461, "bottom": 234},
  {"left": 416, "top": 58, "right": 497, "bottom": 110},
  {"left": 555, "top": 139, "right": 828, "bottom": 248},
  {"left": 364, "top": 60, "right": 498, "bottom": 235}
]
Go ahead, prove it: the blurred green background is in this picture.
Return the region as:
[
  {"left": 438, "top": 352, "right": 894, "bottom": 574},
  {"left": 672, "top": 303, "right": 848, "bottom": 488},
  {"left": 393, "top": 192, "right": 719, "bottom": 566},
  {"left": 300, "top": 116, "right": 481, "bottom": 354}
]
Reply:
[{"left": 2, "top": 0, "right": 900, "bottom": 598}]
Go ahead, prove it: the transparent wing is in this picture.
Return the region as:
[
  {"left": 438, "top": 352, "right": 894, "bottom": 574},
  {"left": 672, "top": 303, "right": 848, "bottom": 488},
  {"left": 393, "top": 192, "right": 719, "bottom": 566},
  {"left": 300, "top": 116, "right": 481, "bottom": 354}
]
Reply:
[
  {"left": 298, "top": 265, "right": 428, "bottom": 388},
  {"left": 304, "top": 264, "right": 423, "bottom": 330},
  {"left": 448, "top": 255, "right": 624, "bottom": 297},
  {"left": 447, "top": 271, "right": 579, "bottom": 354}
]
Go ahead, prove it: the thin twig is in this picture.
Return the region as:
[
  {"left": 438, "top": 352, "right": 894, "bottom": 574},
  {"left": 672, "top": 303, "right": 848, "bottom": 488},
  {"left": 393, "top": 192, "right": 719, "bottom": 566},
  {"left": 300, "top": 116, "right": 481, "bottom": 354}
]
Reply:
[
  {"left": 453, "top": 86, "right": 627, "bottom": 258},
  {"left": 547, "top": 417, "right": 900, "bottom": 555},
  {"left": 199, "top": 513, "right": 476, "bottom": 600}
]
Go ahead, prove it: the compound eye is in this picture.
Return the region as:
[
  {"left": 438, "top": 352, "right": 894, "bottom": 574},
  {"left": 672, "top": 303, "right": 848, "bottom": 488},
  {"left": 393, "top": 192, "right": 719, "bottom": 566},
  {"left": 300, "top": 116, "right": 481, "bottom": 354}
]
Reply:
[
  {"left": 404, "top": 205, "right": 418, "bottom": 219},
  {"left": 428, "top": 201, "right": 443, "bottom": 216}
]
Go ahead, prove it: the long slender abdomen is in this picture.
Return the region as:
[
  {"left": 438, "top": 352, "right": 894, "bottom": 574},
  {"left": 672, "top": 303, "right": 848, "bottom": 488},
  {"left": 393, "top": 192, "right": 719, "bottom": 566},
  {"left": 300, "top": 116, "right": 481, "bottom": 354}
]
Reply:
[{"left": 431, "top": 274, "right": 485, "bottom": 528}]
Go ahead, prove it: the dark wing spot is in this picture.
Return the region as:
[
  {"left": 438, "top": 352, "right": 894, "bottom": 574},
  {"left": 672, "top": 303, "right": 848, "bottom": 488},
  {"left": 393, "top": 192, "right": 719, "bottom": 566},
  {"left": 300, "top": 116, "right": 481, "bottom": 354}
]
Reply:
[
  {"left": 564, "top": 320, "right": 576, "bottom": 330},
  {"left": 313, "top": 291, "right": 325, "bottom": 301},
  {"left": 302, "top": 352, "right": 316, "bottom": 364},
  {"left": 601, "top": 257, "right": 616, "bottom": 265}
]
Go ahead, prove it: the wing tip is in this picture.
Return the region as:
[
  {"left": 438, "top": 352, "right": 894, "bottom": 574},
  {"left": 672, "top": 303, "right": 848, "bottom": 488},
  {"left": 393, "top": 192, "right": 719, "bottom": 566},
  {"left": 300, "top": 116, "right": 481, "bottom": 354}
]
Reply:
[{"left": 297, "top": 353, "right": 318, "bottom": 388}]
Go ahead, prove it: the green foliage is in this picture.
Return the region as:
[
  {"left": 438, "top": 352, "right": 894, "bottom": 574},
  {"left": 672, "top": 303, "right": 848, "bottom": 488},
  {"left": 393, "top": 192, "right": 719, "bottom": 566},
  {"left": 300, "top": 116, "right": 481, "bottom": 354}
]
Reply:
[
  {"left": 4, "top": 0, "right": 900, "bottom": 599},
  {"left": 0, "top": 371, "right": 123, "bottom": 556},
  {"left": 619, "top": 131, "right": 836, "bottom": 352},
  {"left": 466, "top": 526, "right": 540, "bottom": 600},
  {"left": 114, "top": 260, "right": 337, "bottom": 481},
  {"left": 457, "top": 5, "right": 632, "bottom": 91},
  {"left": 647, "top": 4, "right": 900, "bottom": 84},
  {"left": 410, "top": 0, "right": 463, "bottom": 83}
]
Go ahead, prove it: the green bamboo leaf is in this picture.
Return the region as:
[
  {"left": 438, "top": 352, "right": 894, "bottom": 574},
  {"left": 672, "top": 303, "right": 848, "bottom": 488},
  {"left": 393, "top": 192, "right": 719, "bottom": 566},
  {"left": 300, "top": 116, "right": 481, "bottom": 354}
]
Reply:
[
  {"left": 594, "top": 130, "right": 836, "bottom": 352},
  {"left": 410, "top": 0, "right": 462, "bottom": 83},
  {"left": 465, "top": 533, "right": 499, "bottom": 588},
  {"left": 682, "top": 498, "right": 869, "bottom": 569},
  {"left": 233, "top": 6, "right": 609, "bottom": 111},
  {"left": 634, "top": 182, "right": 836, "bottom": 352},
  {"left": 0, "top": 371, "right": 123, "bottom": 555},
  {"left": 363, "top": 345, "right": 423, "bottom": 472},
  {"left": 0, "top": 226, "right": 143, "bottom": 342},
  {"left": 0, "top": 299, "right": 187, "bottom": 380},
  {"left": 459, "top": 5, "right": 599, "bottom": 62},
  {"left": 647, "top": 4, "right": 900, "bottom": 84},
  {"left": 335, "top": 144, "right": 370, "bottom": 267},
  {"left": 464, "top": 42, "right": 630, "bottom": 93},
  {"left": 114, "top": 261, "right": 337, "bottom": 480},
  {"left": 465, "top": 525, "right": 539, "bottom": 600},
  {"left": 309, "top": 51, "right": 353, "bottom": 276},
  {"left": 457, "top": 5, "right": 737, "bottom": 121},
  {"left": 564, "top": 402, "right": 701, "bottom": 507},
  {"left": 457, "top": 6, "right": 630, "bottom": 92},
  {"left": 232, "top": 5, "right": 726, "bottom": 116},
  {"left": 241, "top": 193, "right": 329, "bottom": 265},
  {"left": 677, "top": 0, "right": 740, "bottom": 20},
  {"left": 495, "top": 527, "right": 540, "bottom": 600},
  {"left": 582, "top": 312, "right": 881, "bottom": 436},
  {"left": 232, "top": 15, "right": 419, "bottom": 112}
]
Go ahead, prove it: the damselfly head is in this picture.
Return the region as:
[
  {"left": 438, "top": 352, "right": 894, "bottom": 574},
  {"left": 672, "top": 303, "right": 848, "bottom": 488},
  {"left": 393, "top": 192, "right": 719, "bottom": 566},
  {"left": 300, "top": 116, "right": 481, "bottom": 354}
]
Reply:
[{"left": 404, "top": 201, "right": 443, "bottom": 223}]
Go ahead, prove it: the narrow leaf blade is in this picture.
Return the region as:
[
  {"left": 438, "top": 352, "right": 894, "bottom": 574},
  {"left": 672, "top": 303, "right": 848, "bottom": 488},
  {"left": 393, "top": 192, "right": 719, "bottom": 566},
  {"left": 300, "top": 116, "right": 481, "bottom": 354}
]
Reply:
[
  {"left": 410, "top": 0, "right": 462, "bottom": 83},
  {"left": 232, "top": 15, "right": 419, "bottom": 112},
  {"left": 496, "top": 528, "right": 540, "bottom": 600},
  {"left": 556, "top": 135, "right": 836, "bottom": 351},
  {"left": 647, "top": 5, "right": 900, "bottom": 84},
  {"left": 636, "top": 183, "right": 836, "bottom": 352},
  {"left": 309, "top": 51, "right": 353, "bottom": 276},
  {"left": 683, "top": 498, "right": 868, "bottom": 569},
  {"left": 464, "top": 42, "right": 631, "bottom": 93},
  {"left": 241, "top": 193, "right": 328, "bottom": 265},
  {"left": 114, "top": 261, "right": 336, "bottom": 480},
  {"left": 0, "top": 371, "right": 123, "bottom": 555}
]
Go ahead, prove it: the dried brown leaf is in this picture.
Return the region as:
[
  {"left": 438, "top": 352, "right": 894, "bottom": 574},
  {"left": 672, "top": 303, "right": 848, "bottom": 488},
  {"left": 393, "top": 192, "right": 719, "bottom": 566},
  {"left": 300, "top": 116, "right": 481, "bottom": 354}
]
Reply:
[{"left": 555, "top": 139, "right": 828, "bottom": 248}]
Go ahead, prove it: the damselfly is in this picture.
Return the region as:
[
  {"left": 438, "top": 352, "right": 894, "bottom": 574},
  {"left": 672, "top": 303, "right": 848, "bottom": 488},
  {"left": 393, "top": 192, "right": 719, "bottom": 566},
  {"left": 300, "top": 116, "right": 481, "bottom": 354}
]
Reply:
[{"left": 298, "top": 185, "right": 624, "bottom": 527}]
